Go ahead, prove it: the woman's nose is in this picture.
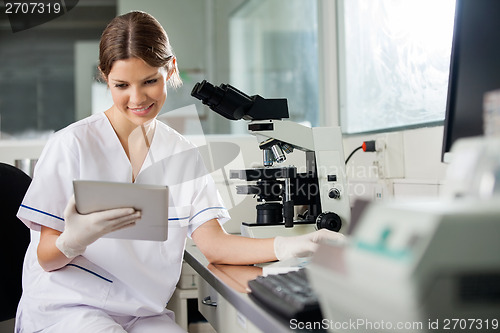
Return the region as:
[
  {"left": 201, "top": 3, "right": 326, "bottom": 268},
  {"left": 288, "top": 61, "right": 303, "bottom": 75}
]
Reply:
[{"left": 129, "top": 86, "right": 147, "bottom": 105}]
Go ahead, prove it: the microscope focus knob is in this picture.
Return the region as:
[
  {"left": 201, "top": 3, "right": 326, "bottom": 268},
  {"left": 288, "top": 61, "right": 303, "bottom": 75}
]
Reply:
[
  {"left": 316, "top": 212, "right": 342, "bottom": 232},
  {"left": 328, "top": 188, "right": 341, "bottom": 199}
]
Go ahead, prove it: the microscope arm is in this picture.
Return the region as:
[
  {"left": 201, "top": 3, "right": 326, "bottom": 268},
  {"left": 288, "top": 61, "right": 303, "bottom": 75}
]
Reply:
[{"left": 249, "top": 119, "right": 351, "bottom": 232}]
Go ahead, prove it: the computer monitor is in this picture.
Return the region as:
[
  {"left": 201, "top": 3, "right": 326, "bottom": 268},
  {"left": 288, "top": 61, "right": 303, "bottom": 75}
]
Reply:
[{"left": 442, "top": 0, "right": 500, "bottom": 162}]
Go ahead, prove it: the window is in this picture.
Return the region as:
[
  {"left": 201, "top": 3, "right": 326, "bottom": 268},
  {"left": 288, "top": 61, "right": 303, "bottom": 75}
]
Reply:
[
  {"left": 0, "top": 1, "right": 116, "bottom": 140},
  {"left": 338, "top": 0, "right": 456, "bottom": 134},
  {"left": 229, "top": 0, "right": 319, "bottom": 132}
]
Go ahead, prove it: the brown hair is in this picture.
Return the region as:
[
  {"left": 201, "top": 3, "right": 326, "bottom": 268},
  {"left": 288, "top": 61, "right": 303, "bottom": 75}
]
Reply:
[{"left": 99, "top": 11, "right": 182, "bottom": 88}]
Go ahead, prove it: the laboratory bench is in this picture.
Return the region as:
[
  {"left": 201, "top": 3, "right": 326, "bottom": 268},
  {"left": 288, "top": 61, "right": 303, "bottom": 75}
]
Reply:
[{"left": 182, "top": 241, "right": 304, "bottom": 333}]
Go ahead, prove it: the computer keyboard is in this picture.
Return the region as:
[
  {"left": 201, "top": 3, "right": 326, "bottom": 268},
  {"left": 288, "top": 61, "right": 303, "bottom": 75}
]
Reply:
[{"left": 247, "top": 268, "right": 323, "bottom": 321}]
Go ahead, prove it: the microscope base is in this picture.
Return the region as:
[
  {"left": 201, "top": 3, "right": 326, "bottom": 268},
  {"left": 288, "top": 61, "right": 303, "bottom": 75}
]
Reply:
[{"left": 240, "top": 222, "right": 317, "bottom": 238}]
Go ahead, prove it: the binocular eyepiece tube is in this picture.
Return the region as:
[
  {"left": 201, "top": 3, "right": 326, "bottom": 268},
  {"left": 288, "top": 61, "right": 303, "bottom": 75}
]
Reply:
[{"left": 191, "top": 80, "right": 289, "bottom": 121}]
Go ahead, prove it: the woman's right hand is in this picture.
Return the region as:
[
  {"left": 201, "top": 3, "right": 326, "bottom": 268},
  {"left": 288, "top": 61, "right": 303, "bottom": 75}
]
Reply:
[{"left": 55, "top": 195, "right": 141, "bottom": 258}]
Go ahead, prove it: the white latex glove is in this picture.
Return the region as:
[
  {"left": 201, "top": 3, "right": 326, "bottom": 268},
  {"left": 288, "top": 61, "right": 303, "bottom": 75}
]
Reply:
[
  {"left": 273, "top": 229, "right": 346, "bottom": 261},
  {"left": 56, "top": 196, "right": 141, "bottom": 258}
]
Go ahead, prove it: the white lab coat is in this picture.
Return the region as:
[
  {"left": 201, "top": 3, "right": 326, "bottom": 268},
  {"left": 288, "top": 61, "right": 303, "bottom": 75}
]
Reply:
[{"left": 16, "top": 112, "right": 230, "bottom": 332}]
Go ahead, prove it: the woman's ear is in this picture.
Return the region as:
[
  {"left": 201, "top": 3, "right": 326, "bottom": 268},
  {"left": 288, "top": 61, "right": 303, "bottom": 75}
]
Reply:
[
  {"left": 166, "top": 57, "right": 177, "bottom": 81},
  {"left": 97, "top": 66, "right": 107, "bottom": 83},
  {"left": 165, "top": 57, "right": 182, "bottom": 88}
]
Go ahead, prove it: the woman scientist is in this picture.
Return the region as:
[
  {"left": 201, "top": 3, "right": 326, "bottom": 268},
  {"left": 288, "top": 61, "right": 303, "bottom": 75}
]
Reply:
[{"left": 15, "top": 11, "right": 344, "bottom": 332}]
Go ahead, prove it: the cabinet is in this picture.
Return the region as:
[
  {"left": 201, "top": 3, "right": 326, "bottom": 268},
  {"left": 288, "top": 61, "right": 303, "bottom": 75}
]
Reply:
[
  {"left": 167, "top": 261, "right": 203, "bottom": 332},
  {"left": 197, "top": 276, "right": 262, "bottom": 333}
]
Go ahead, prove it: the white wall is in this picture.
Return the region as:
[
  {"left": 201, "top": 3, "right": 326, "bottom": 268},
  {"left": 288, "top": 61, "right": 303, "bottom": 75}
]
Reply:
[
  {"left": 342, "top": 126, "right": 449, "bottom": 203},
  {"left": 0, "top": 140, "right": 46, "bottom": 166}
]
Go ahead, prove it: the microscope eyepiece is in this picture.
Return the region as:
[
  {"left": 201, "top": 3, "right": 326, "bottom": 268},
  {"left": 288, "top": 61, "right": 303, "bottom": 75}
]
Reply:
[
  {"left": 191, "top": 80, "right": 253, "bottom": 120},
  {"left": 191, "top": 80, "right": 225, "bottom": 108}
]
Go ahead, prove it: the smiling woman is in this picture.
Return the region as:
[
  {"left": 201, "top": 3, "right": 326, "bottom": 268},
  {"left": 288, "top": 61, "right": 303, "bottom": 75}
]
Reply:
[{"left": 15, "top": 11, "right": 224, "bottom": 332}]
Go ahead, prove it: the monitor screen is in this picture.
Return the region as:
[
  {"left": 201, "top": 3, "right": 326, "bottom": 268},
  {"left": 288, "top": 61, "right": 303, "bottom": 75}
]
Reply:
[{"left": 442, "top": 0, "right": 500, "bottom": 161}]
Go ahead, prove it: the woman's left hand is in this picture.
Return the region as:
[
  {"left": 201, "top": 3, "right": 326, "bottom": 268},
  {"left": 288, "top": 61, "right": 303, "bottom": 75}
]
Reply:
[{"left": 273, "top": 229, "right": 346, "bottom": 261}]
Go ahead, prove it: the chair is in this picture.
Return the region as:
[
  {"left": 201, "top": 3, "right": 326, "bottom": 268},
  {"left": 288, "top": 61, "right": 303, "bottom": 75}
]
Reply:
[{"left": 0, "top": 163, "right": 32, "bottom": 323}]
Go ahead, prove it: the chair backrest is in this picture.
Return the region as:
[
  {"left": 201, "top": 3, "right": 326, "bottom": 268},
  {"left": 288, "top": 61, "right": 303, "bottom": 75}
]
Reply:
[{"left": 0, "top": 163, "right": 32, "bottom": 321}]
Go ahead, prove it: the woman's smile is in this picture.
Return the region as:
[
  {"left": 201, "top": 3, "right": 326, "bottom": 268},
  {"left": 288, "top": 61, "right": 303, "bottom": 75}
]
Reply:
[{"left": 128, "top": 103, "right": 155, "bottom": 116}]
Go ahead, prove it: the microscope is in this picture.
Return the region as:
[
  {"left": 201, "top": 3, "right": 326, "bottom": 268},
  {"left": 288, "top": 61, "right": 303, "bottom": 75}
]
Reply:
[{"left": 192, "top": 80, "right": 351, "bottom": 238}]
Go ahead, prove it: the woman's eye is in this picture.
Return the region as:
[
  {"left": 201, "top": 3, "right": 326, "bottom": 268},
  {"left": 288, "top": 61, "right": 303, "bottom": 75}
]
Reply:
[
  {"left": 145, "top": 79, "right": 158, "bottom": 85},
  {"left": 114, "top": 83, "right": 128, "bottom": 89}
]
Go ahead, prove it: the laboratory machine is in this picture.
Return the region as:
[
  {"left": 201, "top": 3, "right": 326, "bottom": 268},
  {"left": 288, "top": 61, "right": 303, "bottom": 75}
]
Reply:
[
  {"left": 307, "top": 197, "right": 500, "bottom": 332},
  {"left": 307, "top": 136, "right": 500, "bottom": 332}
]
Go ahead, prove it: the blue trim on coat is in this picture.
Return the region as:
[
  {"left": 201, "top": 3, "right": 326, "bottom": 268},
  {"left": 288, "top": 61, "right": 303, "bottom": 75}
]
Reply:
[
  {"left": 168, "top": 216, "right": 189, "bottom": 221},
  {"left": 67, "top": 264, "right": 113, "bottom": 283},
  {"left": 189, "top": 206, "right": 226, "bottom": 222},
  {"left": 168, "top": 206, "right": 226, "bottom": 223},
  {"left": 20, "top": 204, "right": 65, "bottom": 221}
]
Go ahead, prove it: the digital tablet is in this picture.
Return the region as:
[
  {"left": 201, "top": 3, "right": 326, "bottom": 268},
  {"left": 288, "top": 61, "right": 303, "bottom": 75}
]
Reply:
[{"left": 73, "top": 180, "right": 169, "bottom": 241}]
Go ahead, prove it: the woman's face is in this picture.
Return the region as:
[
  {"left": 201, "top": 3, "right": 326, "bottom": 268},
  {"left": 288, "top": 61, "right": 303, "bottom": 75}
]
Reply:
[{"left": 106, "top": 57, "right": 168, "bottom": 127}]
